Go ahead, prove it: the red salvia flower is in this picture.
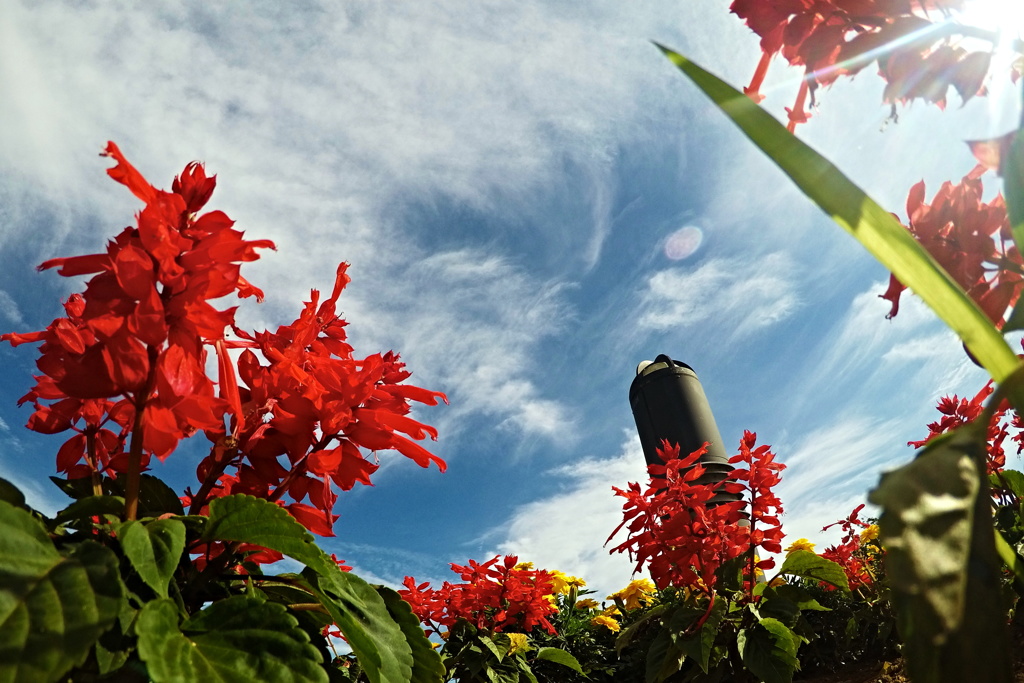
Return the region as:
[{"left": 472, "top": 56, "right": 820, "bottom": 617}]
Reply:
[
  {"left": 880, "top": 171, "right": 1020, "bottom": 327},
  {"left": 608, "top": 433, "right": 784, "bottom": 594},
  {"left": 4, "top": 142, "right": 448, "bottom": 543},
  {"left": 730, "top": 0, "right": 985, "bottom": 130},
  {"left": 399, "top": 555, "right": 559, "bottom": 637}
]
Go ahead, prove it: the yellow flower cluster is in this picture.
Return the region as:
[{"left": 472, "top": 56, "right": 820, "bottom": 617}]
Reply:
[
  {"left": 591, "top": 614, "right": 620, "bottom": 632},
  {"left": 548, "top": 569, "right": 586, "bottom": 595},
  {"left": 784, "top": 538, "right": 816, "bottom": 555},
  {"left": 860, "top": 524, "right": 879, "bottom": 543},
  {"left": 607, "top": 578, "right": 656, "bottom": 610},
  {"left": 506, "top": 633, "right": 529, "bottom": 655},
  {"left": 574, "top": 598, "right": 600, "bottom": 610}
]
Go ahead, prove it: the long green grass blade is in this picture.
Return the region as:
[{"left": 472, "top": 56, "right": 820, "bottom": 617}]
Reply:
[{"left": 657, "top": 45, "right": 1021, "bottom": 390}]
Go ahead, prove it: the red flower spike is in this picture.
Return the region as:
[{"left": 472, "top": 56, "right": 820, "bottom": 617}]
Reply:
[
  {"left": 399, "top": 555, "right": 559, "bottom": 636},
  {"left": 609, "top": 433, "right": 783, "bottom": 593},
  {"left": 881, "top": 173, "right": 1019, "bottom": 326},
  {"left": 730, "top": 0, "right": 981, "bottom": 129}
]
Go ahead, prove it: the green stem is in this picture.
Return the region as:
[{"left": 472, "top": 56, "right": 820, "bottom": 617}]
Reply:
[
  {"left": 84, "top": 430, "right": 103, "bottom": 497},
  {"left": 124, "top": 346, "right": 159, "bottom": 522}
]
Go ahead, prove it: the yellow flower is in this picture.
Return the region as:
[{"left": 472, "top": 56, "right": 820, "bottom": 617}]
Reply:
[
  {"left": 507, "top": 633, "right": 529, "bottom": 655},
  {"left": 514, "top": 561, "right": 535, "bottom": 571},
  {"left": 602, "top": 605, "right": 621, "bottom": 617},
  {"left": 784, "top": 538, "right": 816, "bottom": 555},
  {"left": 575, "top": 598, "right": 599, "bottom": 610},
  {"left": 608, "top": 578, "right": 656, "bottom": 610},
  {"left": 860, "top": 525, "right": 880, "bottom": 543},
  {"left": 548, "top": 570, "right": 586, "bottom": 595},
  {"left": 591, "top": 615, "right": 621, "bottom": 632}
]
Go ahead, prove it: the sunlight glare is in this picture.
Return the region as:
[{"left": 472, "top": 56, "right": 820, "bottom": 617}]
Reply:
[{"left": 956, "top": 0, "right": 1024, "bottom": 43}]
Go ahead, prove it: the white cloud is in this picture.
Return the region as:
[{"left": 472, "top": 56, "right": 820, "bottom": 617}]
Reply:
[
  {"left": 357, "top": 249, "right": 578, "bottom": 444},
  {"left": 0, "top": 291, "right": 24, "bottom": 326},
  {"left": 636, "top": 252, "right": 800, "bottom": 339},
  {"left": 492, "top": 433, "right": 651, "bottom": 598}
]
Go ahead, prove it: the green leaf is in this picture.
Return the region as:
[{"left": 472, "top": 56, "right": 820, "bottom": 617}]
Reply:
[
  {"left": 534, "top": 647, "right": 583, "bottom": 674},
  {"left": 375, "top": 586, "right": 445, "bottom": 683},
  {"left": 995, "top": 530, "right": 1024, "bottom": 586},
  {"left": 869, "top": 424, "right": 1012, "bottom": 683},
  {"left": 737, "top": 618, "right": 799, "bottom": 683},
  {"left": 52, "top": 495, "right": 125, "bottom": 526},
  {"left": 778, "top": 550, "right": 849, "bottom": 592},
  {"left": 204, "top": 495, "right": 415, "bottom": 683},
  {"left": 0, "top": 501, "right": 122, "bottom": 683},
  {"left": 615, "top": 603, "right": 668, "bottom": 654},
  {"left": 756, "top": 594, "right": 800, "bottom": 629},
  {"left": 305, "top": 568, "right": 415, "bottom": 683},
  {"left": 645, "top": 628, "right": 685, "bottom": 683},
  {"left": 136, "top": 596, "right": 327, "bottom": 683},
  {"left": 991, "top": 469, "right": 1024, "bottom": 499},
  {"left": 119, "top": 518, "right": 185, "bottom": 598},
  {"left": 0, "top": 478, "right": 26, "bottom": 509},
  {"left": 203, "top": 494, "right": 332, "bottom": 572},
  {"left": 105, "top": 474, "right": 184, "bottom": 517},
  {"left": 656, "top": 45, "right": 1023, "bottom": 401},
  {"left": 768, "top": 584, "right": 829, "bottom": 612},
  {"left": 675, "top": 598, "right": 726, "bottom": 673}
]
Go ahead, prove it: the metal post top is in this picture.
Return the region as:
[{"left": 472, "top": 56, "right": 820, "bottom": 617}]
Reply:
[{"left": 630, "top": 354, "right": 699, "bottom": 398}]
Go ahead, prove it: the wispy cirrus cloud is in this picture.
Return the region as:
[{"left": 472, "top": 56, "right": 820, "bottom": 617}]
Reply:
[{"left": 636, "top": 252, "right": 800, "bottom": 340}]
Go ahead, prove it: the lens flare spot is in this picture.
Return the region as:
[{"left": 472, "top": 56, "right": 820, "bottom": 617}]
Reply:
[{"left": 664, "top": 226, "right": 703, "bottom": 260}]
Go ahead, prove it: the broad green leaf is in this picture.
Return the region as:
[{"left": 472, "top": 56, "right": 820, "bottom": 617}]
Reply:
[
  {"left": 120, "top": 518, "right": 185, "bottom": 598},
  {"left": 869, "top": 424, "right": 1012, "bottom": 683},
  {"left": 204, "top": 495, "right": 415, "bottom": 683},
  {"left": 645, "top": 628, "right": 684, "bottom": 683},
  {"left": 376, "top": 586, "right": 445, "bottom": 683},
  {"left": 991, "top": 469, "right": 1024, "bottom": 499},
  {"left": 675, "top": 598, "right": 726, "bottom": 673},
  {"left": 137, "top": 596, "right": 326, "bottom": 683},
  {"left": 657, "top": 45, "right": 1022, "bottom": 400},
  {"left": 737, "top": 618, "right": 799, "bottom": 683},
  {"left": 478, "top": 634, "right": 507, "bottom": 662},
  {"left": 305, "top": 567, "right": 415, "bottom": 683},
  {"left": 534, "top": 647, "right": 583, "bottom": 674},
  {"left": 756, "top": 594, "right": 800, "bottom": 629},
  {"left": 203, "top": 494, "right": 332, "bottom": 572},
  {"left": 0, "top": 501, "right": 122, "bottom": 683},
  {"left": 106, "top": 473, "right": 184, "bottom": 517},
  {"left": 778, "top": 550, "right": 849, "bottom": 592},
  {"left": 768, "top": 584, "right": 829, "bottom": 612},
  {"left": 52, "top": 495, "right": 124, "bottom": 526},
  {"left": 0, "top": 478, "right": 26, "bottom": 509}
]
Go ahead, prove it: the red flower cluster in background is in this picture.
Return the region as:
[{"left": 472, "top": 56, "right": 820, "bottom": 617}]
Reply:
[
  {"left": 908, "top": 380, "right": 1024, "bottom": 476},
  {"left": 820, "top": 504, "right": 875, "bottom": 591},
  {"left": 880, "top": 171, "right": 1021, "bottom": 327},
  {"left": 2, "top": 142, "right": 447, "bottom": 539},
  {"left": 608, "top": 432, "right": 784, "bottom": 593},
  {"left": 730, "top": 0, "right": 989, "bottom": 130},
  {"left": 399, "top": 555, "right": 559, "bottom": 637}
]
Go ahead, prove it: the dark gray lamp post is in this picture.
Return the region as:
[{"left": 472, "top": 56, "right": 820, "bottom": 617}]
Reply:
[{"left": 629, "top": 354, "right": 738, "bottom": 503}]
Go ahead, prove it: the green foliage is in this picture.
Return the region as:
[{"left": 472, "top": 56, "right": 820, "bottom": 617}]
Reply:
[
  {"left": 0, "top": 481, "right": 441, "bottom": 683},
  {"left": 119, "top": 519, "right": 186, "bottom": 599},
  {"left": 870, "top": 424, "right": 1012, "bottom": 683},
  {"left": 0, "top": 500, "right": 123, "bottom": 683},
  {"left": 136, "top": 596, "right": 328, "bottom": 683},
  {"left": 778, "top": 551, "right": 849, "bottom": 592}
]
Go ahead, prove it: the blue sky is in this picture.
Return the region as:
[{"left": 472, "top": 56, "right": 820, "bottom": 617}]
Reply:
[{"left": 1, "top": 0, "right": 1022, "bottom": 597}]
